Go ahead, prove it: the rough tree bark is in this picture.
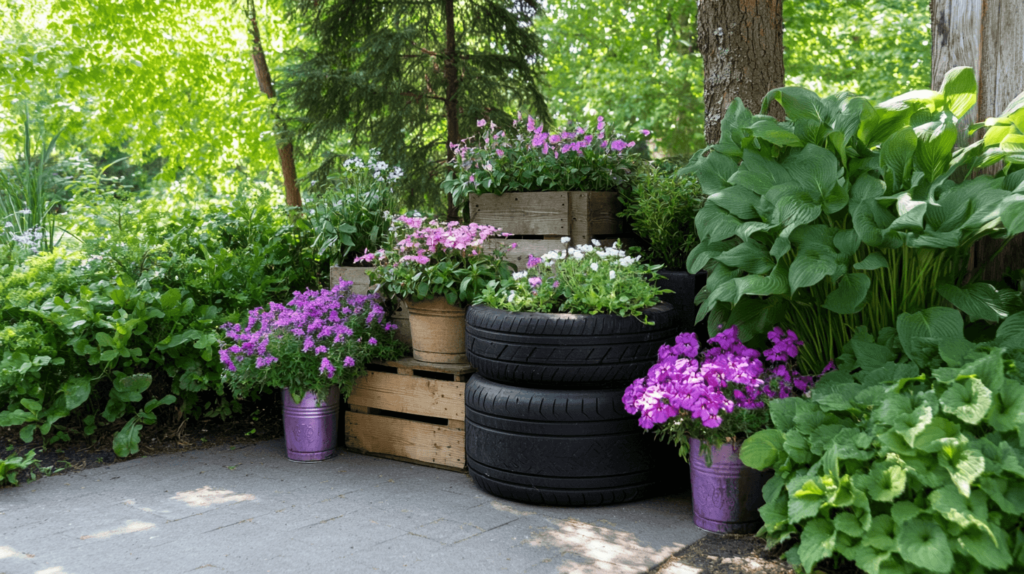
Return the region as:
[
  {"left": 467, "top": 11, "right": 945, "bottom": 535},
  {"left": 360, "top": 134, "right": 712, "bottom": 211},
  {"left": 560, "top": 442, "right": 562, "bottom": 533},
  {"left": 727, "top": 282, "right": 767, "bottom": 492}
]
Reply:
[
  {"left": 247, "top": 0, "right": 302, "bottom": 207},
  {"left": 697, "top": 0, "right": 785, "bottom": 146},
  {"left": 443, "top": 0, "right": 460, "bottom": 221},
  {"left": 931, "top": 0, "right": 1024, "bottom": 280}
]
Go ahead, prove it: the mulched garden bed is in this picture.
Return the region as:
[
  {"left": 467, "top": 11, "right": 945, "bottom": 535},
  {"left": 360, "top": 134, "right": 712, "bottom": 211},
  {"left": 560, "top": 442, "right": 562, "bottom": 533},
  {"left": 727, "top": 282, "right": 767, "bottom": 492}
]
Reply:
[
  {"left": 1, "top": 394, "right": 283, "bottom": 487},
  {"left": 652, "top": 534, "right": 863, "bottom": 574}
]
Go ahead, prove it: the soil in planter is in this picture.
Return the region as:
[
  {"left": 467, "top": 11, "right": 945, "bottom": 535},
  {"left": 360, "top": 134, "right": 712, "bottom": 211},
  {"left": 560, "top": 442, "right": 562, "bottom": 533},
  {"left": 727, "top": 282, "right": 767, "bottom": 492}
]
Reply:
[
  {"left": 0, "top": 393, "right": 283, "bottom": 488},
  {"left": 652, "top": 534, "right": 864, "bottom": 574}
]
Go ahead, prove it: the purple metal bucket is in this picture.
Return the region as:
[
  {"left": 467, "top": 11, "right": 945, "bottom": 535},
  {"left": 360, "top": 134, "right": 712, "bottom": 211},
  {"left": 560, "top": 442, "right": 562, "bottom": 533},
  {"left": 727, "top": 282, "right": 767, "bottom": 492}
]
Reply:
[
  {"left": 281, "top": 387, "right": 340, "bottom": 462},
  {"left": 688, "top": 437, "right": 770, "bottom": 534}
]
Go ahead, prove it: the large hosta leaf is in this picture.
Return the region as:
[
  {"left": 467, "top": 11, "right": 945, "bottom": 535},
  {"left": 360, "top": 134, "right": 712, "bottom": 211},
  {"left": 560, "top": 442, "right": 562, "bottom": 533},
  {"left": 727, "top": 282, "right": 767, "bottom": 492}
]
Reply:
[
  {"left": 897, "top": 307, "right": 965, "bottom": 368},
  {"left": 784, "top": 144, "right": 841, "bottom": 199},
  {"left": 822, "top": 273, "right": 871, "bottom": 314},
  {"left": 940, "top": 378, "right": 993, "bottom": 425},
  {"left": 728, "top": 148, "right": 793, "bottom": 192},
  {"left": 734, "top": 262, "right": 789, "bottom": 300},
  {"left": 914, "top": 117, "right": 958, "bottom": 182},
  {"left": 696, "top": 151, "right": 739, "bottom": 193},
  {"left": 716, "top": 241, "right": 774, "bottom": 274},
  {"left": 880, "top": 127, "right": 917, "bottom": 191},
  {"left": 937, "top": 282, "right": 1007, "bottom": 323},
  {"left": 938, "top": 66, "right": 978, "bottom": 119},
  {"left": 695, "top": 204, "right": 741, "bottom": 242},
  {"left": 739, "top": 429, "right": 786, "bottom": 470}
]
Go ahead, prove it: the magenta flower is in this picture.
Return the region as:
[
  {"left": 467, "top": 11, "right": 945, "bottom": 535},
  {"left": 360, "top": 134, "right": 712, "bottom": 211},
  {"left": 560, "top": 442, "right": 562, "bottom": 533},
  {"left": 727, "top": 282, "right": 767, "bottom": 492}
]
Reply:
[
  {"left": 496, "top": 148, "right": 504, "bottom": 158},
  {"left": 320, "top": 358, "right": 336, "bottom": 379},
  {"left": 343, "top": 356, "right": 356, "bottom": 368},
  {"left": 526, "top": 255, "right": 541, "bottom": 269},
  {"left": 477, "top": 118, "right": 487, "bottom": 128}
]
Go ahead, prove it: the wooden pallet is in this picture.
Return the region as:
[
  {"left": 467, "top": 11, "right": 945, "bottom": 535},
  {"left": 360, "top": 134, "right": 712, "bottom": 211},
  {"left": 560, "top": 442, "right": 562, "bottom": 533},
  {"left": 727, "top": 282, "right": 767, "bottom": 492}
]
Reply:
[
  {"left": 469, "top": 191, "right": 622, "bottom": 246},
  {"left": 329, "top": 266, "right": 411, "bottom": 345},
  {"left": 345, "top": 357, "right": 473, "bottom": 472}
]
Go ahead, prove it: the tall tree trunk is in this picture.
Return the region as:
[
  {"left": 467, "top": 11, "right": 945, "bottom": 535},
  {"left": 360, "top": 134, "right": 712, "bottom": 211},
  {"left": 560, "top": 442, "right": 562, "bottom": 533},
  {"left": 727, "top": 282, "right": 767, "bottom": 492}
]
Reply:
[
  {"left": 247, "top": 0, "right": 302, "bottom": 207},
  {"left": 443, "top": 0, "right": 459, "bottom": 221},
  {"left": 697, "top": 0, "right": 784, "bottom": 146},
  {"left": 931, "top": 0, "right": 1024, "bottom": 281}
]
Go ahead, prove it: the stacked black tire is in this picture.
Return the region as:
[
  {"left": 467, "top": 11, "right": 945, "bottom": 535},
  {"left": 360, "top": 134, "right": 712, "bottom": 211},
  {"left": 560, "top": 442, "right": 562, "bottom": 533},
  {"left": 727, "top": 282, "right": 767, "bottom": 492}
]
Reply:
[{"left": 464, "top": 303, "right": 684, "bottom": 506}]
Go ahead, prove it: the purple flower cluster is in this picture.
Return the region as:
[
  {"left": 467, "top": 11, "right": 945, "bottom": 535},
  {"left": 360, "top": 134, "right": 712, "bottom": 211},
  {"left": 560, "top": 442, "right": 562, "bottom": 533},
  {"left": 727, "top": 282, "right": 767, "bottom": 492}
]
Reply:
[
  {"left": 623, "top": 326, "right": 811, "bottom": 431},
  {"left": 219, "top": 281, "right": 395, "bottom": 380},
  {"left": 450, "top": 113, "right": 640, "bottom": 163}
]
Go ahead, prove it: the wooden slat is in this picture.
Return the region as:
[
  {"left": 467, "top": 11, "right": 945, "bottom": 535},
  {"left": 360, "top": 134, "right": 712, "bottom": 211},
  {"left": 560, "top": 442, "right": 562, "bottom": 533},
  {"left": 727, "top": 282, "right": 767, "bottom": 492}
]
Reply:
[
  {"left": 571, "top": 191, "right": 621, "bottom": 244},
  {"left": 345, "top": 412, "right": 465, "bottom": 470},
  {"left": 329, "top": 266, "right": 373, "bottom": 295},
  {"left": 470, "top": 192, "right": 570, "bottom": 236},
  {"left": 374, "top": 356, "right": 476, "bottom": 376},
  {"left": 349, "top": 371, "right": 465, "bottom": 420}
]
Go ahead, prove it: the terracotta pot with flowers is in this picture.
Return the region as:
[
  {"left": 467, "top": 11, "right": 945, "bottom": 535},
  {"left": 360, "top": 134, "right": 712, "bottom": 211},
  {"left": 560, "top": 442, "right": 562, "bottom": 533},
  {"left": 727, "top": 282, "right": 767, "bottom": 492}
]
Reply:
[
  {"left": 357, "top": 216, "right": 515, "bottom": 364},
  {"left": 622, "top": 326, "right": 815, "bottom": 533},
  {"left": 218, "top": 281, "right": 405, "bottom": 461}
]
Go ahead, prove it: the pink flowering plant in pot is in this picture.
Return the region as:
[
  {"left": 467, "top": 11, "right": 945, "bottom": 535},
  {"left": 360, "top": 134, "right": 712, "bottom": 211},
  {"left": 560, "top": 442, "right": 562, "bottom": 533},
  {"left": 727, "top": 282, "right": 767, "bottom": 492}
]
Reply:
[
  {"left": 358, "top": 216, "right": 516, "bottom": 307},
  {"left": 622, "top": 325, "right": 815, "bottom": 462},
  {"left": 441, "top": 114, "right": 650, "bottom": 206},
  {"left": 218, "top": 281, "right": 405, "bottom": 405}
]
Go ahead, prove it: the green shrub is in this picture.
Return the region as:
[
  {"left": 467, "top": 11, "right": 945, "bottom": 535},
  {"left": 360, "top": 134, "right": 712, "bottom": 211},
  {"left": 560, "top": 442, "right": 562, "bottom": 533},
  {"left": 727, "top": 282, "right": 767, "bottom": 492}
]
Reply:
[
  {"left": 741, "top": 308, "right": 1024, "bottom": 574},
  {"left": 685, "top": 67, "right": 1024, "bottom": 373},
  {"left": 618, "top": 161, "right": 704, "bottom": 270}
]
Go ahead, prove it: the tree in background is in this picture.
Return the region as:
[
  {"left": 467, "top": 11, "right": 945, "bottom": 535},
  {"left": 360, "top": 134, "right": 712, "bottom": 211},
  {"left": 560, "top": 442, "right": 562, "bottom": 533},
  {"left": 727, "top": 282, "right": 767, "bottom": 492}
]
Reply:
[
  {"left": 697, "top": 0, "right": 784, "bottom": 145},
  {"left": 0, "top": 0, "right": 289, "bottom": 190},
  {"left": 280, "top": 0, "right": 549, "bottom": 217},
  {"left": 538, "top": 0, "right": 704, "bottom": 158}
]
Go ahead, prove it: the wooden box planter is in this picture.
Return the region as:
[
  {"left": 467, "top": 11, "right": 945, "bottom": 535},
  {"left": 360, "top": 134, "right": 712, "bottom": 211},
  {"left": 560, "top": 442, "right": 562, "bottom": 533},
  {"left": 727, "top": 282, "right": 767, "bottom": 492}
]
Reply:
[
  {"left": 330, "top": 266, "right": 411, "bottom": 345},
  {"left": 345, "top": 357, "right": 474, "bottom": 471},
  {"left": 470, "top": 191, "right": 627, "bottom": 268}
]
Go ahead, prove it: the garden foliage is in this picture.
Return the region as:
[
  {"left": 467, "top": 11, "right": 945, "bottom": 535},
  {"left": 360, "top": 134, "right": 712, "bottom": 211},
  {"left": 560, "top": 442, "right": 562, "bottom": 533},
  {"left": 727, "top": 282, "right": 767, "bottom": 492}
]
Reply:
[
  {"left": 741, "top": 309, "right": 1024, "bottom": 574},
  {"left": 618, "top": 161, "right": 704, "bottom": 269},
  {"left": 476, "top": 240, "right": 666, "bottom": 320},
  {"left": 685, "top": 67, "right": 1024, "bottom": 373}
]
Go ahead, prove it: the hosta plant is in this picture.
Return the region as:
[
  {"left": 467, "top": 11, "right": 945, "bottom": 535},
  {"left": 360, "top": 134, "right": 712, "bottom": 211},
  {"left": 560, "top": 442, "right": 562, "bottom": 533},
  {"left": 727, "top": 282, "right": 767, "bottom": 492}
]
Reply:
[
  {"left": 441, "top": 114, "right": 648, "bottom": 206},
  {"left": 622, "top": 325, "right": 812, "bottom": 461},
  {"left": 218, "top": 281, "right": 404, "bottom": 404},
  {"left": 740, "top": 308, "right": 1024, "bottom": 574},
  {"left": 685, "top": 66, "right": 1024, "bottom": 373},
  {"left": 474, "top": 239, "right": 666, "bottom": 320}
]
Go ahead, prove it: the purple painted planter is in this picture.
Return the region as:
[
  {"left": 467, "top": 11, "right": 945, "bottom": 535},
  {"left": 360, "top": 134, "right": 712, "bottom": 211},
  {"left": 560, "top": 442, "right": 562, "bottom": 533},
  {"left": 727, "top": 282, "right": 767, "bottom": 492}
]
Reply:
[
  {"left": 688, "top": 437, "right": 770, "bottom": 534},
  {"left": 281, "top": 387, "right": 340, "bottom": 462}
]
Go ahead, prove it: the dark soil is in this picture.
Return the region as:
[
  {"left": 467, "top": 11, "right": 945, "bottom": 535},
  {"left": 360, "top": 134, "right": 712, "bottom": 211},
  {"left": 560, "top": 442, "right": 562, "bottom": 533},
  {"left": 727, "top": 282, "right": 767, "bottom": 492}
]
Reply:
[
  {"left": 0, "top": 394, "right": 284, "bottom": 487},
  {"left": 653, "top": 534, "right": 863, "bottom": 574}
]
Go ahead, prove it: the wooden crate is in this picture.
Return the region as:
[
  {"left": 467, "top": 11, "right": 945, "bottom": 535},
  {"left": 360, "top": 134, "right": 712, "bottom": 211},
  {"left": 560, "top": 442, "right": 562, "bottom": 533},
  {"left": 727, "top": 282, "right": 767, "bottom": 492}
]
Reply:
[
  {"left": 345, "top": 357, "right": 474, "bottom": 472},
  {"left": 469, "top": 191, "right": 622, "bottom": 245},
  {"left": 330, "top": 266, "right": 411, "bottom": 346}
]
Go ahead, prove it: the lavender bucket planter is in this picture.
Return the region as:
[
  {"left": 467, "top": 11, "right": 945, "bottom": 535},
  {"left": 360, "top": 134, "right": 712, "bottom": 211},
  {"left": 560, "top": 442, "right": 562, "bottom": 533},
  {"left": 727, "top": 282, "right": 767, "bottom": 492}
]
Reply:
[
  {"left": 688, "top": 437, "right": 770, "bottom": 534},
  {"left": 282, "top": 387, "right": 340, "bottom": 462}
]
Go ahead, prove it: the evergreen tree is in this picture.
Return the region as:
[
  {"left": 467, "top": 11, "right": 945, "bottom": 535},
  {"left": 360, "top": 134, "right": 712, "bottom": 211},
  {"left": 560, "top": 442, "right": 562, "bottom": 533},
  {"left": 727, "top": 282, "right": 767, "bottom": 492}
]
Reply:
[{"left": 281, "top": 0, "right": 550, "bottom": 216}]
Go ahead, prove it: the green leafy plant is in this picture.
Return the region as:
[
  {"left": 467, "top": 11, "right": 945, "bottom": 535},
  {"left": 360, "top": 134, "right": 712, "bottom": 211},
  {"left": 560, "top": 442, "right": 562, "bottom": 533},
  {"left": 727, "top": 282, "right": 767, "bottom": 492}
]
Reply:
[
  {"left": 0, "top": 449, "right": 41, "bottom": 486},
  {"left": 0, "top": 110, "right": 64, "bottom": 258},
  {"left": 361, "top": 216, "right": 515, "bottom": 307},
  {"left": 619, "top": 161, "right": 703, "bottom": 269},
  {"left": 685, "top": 67, "right": 1024, "bottom": 373},
  {"left": 303, "top": 153, "right": 399, "bottom": 266},
  {"left": 740, "top": 309, "right": 1024, "bottom": 574},
  {"left": 475, "top": 240, "right": 667, "bottom": 320}
]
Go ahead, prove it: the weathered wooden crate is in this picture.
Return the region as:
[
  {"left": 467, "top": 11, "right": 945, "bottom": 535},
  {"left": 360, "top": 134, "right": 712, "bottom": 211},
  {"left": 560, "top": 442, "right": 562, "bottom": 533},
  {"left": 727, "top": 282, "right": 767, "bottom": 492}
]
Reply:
[
  {"left": 469, "top": 191, "right": 622, "bottom": 245},
  {"left": 345, "top": 357, "right": 473, "bottom": 472},
  {"left": 330, "top": 266, "right": 411, "bottom": 345}
]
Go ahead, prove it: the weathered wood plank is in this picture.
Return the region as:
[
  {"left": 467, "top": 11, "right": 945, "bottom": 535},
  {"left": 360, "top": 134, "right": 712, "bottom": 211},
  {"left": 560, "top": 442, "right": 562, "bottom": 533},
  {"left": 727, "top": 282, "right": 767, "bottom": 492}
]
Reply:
[
  {"left": 373, "top": 356, "right": 476, "bottom": 376},
  {"left": 570, "top": 191, "right": 621, "bottom": 244},
  {"left": 348, "top": 371, "right": 466, "bottom": 421},
  {"left": 329, "top": 266, "right": 373, "bottom": 294},
  {"left": 469, "top": 192, "right": 570, "bottom": 236},
  {"left": 345, "top": 412, "right": 465, "bottom": 470}
]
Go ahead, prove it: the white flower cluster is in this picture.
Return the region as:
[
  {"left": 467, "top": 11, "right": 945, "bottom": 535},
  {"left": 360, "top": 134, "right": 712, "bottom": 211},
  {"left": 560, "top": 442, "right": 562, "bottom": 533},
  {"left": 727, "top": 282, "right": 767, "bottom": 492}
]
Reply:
[
  {"left": 342, "top": 154, "right": 404, "bottom": 182},
  {"left": 512, "top": 271, "right": 528, "bottom": 280},
  {"left": 4, "top": 226, "right": 43, "bottom": 253},
  {"left": 539, "top": 240, "right": 639, "bottom": 269}
]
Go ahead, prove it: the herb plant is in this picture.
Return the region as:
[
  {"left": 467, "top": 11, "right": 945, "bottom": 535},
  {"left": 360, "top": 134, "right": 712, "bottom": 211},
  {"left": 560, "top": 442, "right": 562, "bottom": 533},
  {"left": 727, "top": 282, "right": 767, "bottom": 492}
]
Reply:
[
  {"left": 684, "top": 67, "right": 1024, "bottom": 374},
  {"left": 475, "top": 239, "right": 667, "bottom": 320},
  {"left": 303, "top": 153, "right": 400, "bottom": 266},
  {"left": 619, "top": 161, "right": 704, "bottom": 269},
  {"left": 218, "top": 281, "right": 404, "bottom": 404},
  {"left": 358, "top": 217, "right": 515, "bottom": 307},
  {"left": 442, "top": 114, "right": 648, "bottom": 206},
  {"left": 740, "top": 315, "right": 1024, "bottom": 574},
  {"left": 623, "top": 325, "right": 811, "bottom": 461}
]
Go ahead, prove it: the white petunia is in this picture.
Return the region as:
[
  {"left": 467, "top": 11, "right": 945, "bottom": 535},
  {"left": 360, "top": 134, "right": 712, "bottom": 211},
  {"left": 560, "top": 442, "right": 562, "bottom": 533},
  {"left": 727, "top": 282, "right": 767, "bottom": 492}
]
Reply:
[
  {"left": 572, "top": 251, "right": 585, "bottom": 261},
  {"left": 512, "top": 271, "right": 527, "bottom": 280},
  {"left": 591, "top": 238, "right": 601, "bottom": 247},
  {"left": 590, "top": 262, "right": 599, "bottom": 271},
  {"left": 609, "top": 270, "right": 616, "bottom": 279},
  {"left": 580, "top": 244, "right": 594, "bottom": 253},
  {"left": 508, "top": 293, "right": 516, "bottom": 303},
  {"left": 618, "top": 257, "right": 633, "bottom": 267},
  {"left": 560, "top": 236, "right": 571, "bottom": 244}
]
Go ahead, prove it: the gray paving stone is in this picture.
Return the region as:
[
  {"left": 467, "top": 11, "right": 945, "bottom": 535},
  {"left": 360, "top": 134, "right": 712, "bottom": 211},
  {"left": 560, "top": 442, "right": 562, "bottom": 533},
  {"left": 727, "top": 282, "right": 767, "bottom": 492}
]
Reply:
[{"left": 0, "top": 439, "right": 704, "bottom": 574}]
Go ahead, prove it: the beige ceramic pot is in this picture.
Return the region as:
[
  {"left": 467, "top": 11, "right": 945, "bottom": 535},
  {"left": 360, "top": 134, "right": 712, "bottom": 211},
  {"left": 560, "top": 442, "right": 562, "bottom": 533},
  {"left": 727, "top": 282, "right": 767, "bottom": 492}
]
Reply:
[{"left": 405, "top": 297, "right": 467, "bottom": 364}]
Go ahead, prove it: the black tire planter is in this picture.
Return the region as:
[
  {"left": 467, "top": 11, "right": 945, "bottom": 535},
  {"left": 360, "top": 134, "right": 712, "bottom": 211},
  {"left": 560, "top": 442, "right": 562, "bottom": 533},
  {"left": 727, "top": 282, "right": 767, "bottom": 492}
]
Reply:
[
  {"left": 655, "top": 269, "right": 707, "bottom": 340},
  {"left": 465, "top": 374, "right": 682, "bottom": 506},
  {"left": 464, "top": 303, "right": 681, "bottom": 388}
]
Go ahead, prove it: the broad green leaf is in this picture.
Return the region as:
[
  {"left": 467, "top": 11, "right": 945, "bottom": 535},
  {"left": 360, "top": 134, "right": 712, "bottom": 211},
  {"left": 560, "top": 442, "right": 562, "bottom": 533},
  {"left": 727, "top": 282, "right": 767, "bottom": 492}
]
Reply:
[
  {"left": 896, "top": 307, "right": 965, "bottom": 368},
  {"left": 739, "top": 429, "right": 786, "bottom": 470},
  {"left": 822, "top": 273, "right": 871, "bottom": 314},
  {"left": 762, "top": 86, "right": 828, "bottom": 122},
  {"left": 989, "top": 381, "right": 1024, "bottom": 433},
  {"left": 937, "top": 282, "right": 1006, "bottom": 323},
  {"left": 715, "top": 241, "right": 774, "bottom": 274},
  {"left": 938, "top": 66, "right": 978, "bottom": 119},
  {"left": 751, "top": 118, "right": 802, "bottom": 147},
  {"left": 708, "top": 187, "right": 760, "bottom": 219},
  {"left": 694, "top": 204, "right": 741, "bottom": 242},
  {"left": 864, "top": 515, "right": 896, "bottom": 551},
  {"left": 798, "top": 518, "right": 837, "bottom": 573},
  {"left": 728, "top": 149, "right": 793, "bottom": 193},
  {"left": 853, "top": 252, "right": 888, "bottom": 270},
  {"left": 995, "top": 311, "right": 1024, "bottom": 347},
  {"left": 896, "top": 518, "right": 953, "bottom": 573},
  {"left": 880, "top": 127, "right": 917, "bottom": 190},
  {"left": 113, "top": 418, "right": 142, "bottom": 458},
  {"left": 159, "top": 288, "right": 182, "bottom": 309},
  {"left": 789, "top": 252, "right": 837, "bottom": 293},
  {"left": 696, "top": 151, "right": 739, "bottom": 194},
  {"left": 61, "top": 377, "right": 91, "bottom": 410},
  {"left": 940, "top": 378, "right": 993, "bottom": 425},
  {"left": 939, "top": 448, "right": 985, "bottom": 497},
  {"left": 914, "top": 117, "right": 958, "bottom": 182},
  {"left": 734, "top": 264, "right": 788, "bottom": 299},
  {"left": 783, "top": 144, "right": 841, "bottom": 199},
  {"left": 855, "top": 460, "right": 907, "bottom": 502}
]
